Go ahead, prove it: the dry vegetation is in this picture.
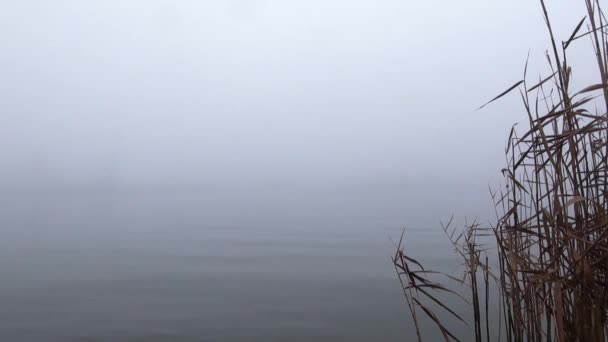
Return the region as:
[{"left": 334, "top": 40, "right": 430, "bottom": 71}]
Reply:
[{"left": 394, "top": 0, "right": 608, "bottom": 341}]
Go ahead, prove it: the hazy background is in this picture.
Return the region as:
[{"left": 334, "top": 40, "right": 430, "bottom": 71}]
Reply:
[{"left": 0, "top": 1, "right": 594, "bottom": 340}]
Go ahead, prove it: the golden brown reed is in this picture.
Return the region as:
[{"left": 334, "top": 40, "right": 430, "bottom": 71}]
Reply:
[{"left": 394, "top": 1, "right": 608, "bottom": 341}]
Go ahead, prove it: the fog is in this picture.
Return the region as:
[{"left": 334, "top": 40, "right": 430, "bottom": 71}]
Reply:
[
  {"left": 1, "top": 1, "right": 587, "bottom": 190},
  {"left": 0, "top": 1, "right": 595, "bottom": 340}
]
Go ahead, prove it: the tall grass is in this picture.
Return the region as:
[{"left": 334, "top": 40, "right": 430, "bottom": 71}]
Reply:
[{"left": 394, "top": 1, "right": 608, "bottom": 341}]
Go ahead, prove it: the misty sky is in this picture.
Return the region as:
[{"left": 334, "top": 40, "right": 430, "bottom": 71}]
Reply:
[{"left": 0, "top": 1, "right": 591, "bottom": 189}]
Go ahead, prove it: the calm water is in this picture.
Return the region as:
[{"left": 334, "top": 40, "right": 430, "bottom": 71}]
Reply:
[{"left": 0, "top": 185, "right": 458, "bottom": 341}]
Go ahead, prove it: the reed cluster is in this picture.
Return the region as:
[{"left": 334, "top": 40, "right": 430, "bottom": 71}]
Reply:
[{"left": 394, "top": 1, "right": 608, "bottom": 341}]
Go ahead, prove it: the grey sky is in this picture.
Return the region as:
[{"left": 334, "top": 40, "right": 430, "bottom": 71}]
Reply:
[{"left": 0, "top": 1, "right": 589, "bottom": 189}]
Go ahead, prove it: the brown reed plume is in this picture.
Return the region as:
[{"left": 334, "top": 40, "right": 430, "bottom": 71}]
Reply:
[{"left": 394, "top": 1, "right": 608, "bottom": 341}]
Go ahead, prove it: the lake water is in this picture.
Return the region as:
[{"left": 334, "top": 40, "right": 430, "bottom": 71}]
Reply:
[{"left": 0, "top": 185, "right": 463, "bottom": 341}]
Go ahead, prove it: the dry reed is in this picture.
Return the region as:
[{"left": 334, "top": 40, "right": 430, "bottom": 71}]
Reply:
[{"left": 394, "top": 1, "right": 608, "bottom": 341}]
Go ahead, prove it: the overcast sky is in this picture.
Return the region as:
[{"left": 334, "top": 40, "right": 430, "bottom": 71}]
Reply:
[{"left": 0, "top": 0, "right": 592, "bottom": 189}]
